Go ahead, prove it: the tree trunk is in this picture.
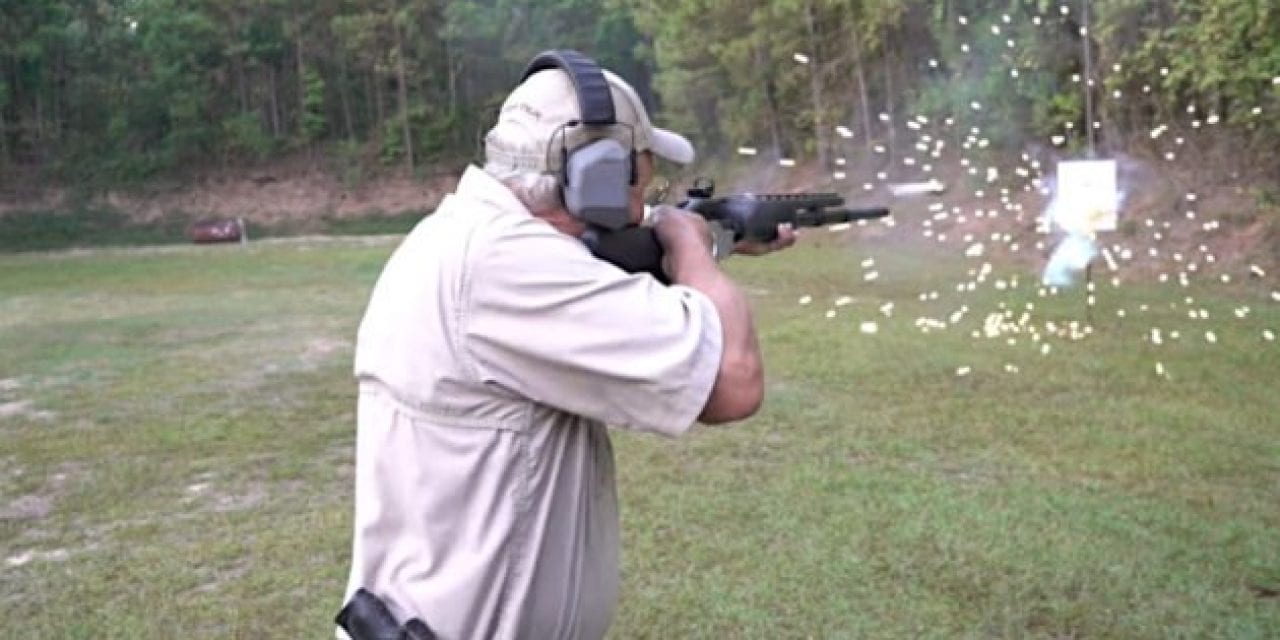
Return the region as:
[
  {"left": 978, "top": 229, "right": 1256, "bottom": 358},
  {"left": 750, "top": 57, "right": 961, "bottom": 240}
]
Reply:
[
  {"left": 267, "top": 65, "right": 282, "bottom": 138},
  {"left": 883, "top": 33, "right": 896, "bottom": 169},
  {"left": 393, "top": 18, "right": 415, "bottom": 174},
  {"left": 338, "top": 54, "right": 355, "bottom": 141},
  {"left": 295, "top": 32, "right": 307, "bottom": 140},
  {"left": 368, "top": 70, "right": 383, "bottom": 133},
  {"left": 846, "top": 1, "right": 874, "bottom": 153},
  {"left": 444, "top": 35, "right": 460, "bottom": 148},
  {"left": 236, "top": 57, "right": 249, "bottom": 113},
  {"left": 756, "top": 43, "right": 784, "bottom": 159},
  {"left": 0, "top": 101, "right": 8, "bottom": 165},
  {"left": 802, "top": 0, "right": 829, "bottom": 168}
]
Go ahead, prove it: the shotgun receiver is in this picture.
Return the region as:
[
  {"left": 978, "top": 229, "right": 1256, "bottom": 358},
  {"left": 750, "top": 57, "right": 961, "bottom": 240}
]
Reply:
[{"left": 585, "top": 177, "right": 889, "bottom": 283}]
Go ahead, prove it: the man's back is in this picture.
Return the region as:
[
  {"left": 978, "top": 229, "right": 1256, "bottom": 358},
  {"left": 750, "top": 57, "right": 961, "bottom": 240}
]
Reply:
[{"left": 342, "top": 167, "right": 723, "bottom": 638}]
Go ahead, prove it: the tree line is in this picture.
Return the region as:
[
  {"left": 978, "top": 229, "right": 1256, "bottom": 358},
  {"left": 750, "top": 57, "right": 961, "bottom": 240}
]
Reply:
[{"left": 1, "top": 0, "right": 1276, "bottom": 186}]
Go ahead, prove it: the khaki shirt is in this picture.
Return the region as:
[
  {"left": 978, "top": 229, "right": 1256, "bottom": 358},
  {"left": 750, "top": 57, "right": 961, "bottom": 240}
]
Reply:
[{"left": 340, "top": 167, "right": 723, "bottom": 639}]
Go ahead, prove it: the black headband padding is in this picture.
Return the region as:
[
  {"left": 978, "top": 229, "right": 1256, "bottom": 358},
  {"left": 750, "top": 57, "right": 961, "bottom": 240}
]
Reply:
[{"left": 521, "top": 49, "right": 616, "bottom": 126}]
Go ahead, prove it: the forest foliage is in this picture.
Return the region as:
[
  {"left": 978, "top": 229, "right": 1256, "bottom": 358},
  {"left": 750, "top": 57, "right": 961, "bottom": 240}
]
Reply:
[{"left": 1, "top": 0, "right": 1277, "bottom": 185}]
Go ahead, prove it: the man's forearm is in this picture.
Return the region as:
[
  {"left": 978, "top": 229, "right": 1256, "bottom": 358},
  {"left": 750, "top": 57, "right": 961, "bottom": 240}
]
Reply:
[{"left": 665, "top": 241, "right": 764, "bottom": 423}]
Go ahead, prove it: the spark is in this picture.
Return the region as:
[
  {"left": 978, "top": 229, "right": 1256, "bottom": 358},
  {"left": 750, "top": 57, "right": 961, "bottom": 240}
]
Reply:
[
  {"left": 798, "top": 295, "right": 812, "bottom": 305},
  {"left": 1264, "top": 330, "right": 1276, "bottom": 342},
  {"left": 825, "top": 309, "right": 837, "bottom": 319},
  {"left": 793, "top": 53, "right": 810, "bottom": 64},
  {"left": 779, "top": 158, "right": 796, "bottom": 167},
  {"left": 956, "top": 366, "right": 972, "bottom": 377},
  {"left": 836, "top": 125, "right": 853, "bottom": 138},
  {"left": 860, "top": 321, "right": 879, "bottom": 334},
  {"left": 737, "top": 146, "right": 757, "bottom": 156},
  {"left": 1205, "top": 331, "right": 1218, "bottom": 344}
]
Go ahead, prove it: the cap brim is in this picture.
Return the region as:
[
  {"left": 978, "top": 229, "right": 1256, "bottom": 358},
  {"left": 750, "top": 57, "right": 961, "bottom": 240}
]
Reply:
[{"left": 649, "top": 128, "right": 696, "bottom": 165}]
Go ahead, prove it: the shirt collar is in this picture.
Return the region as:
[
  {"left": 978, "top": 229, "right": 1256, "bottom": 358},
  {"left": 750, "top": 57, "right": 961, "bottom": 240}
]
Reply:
[{"left": 456, "top": 165, "right": 534, "bottom": 216}]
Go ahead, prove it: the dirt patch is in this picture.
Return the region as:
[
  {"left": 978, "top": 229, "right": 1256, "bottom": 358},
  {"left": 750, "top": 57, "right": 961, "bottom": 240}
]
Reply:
[
  {"left": 0, "top": 399, "right": 55, "bottom": 421},
  {"left": 4, "top": 548, "right": 71, "bottom": 568},
  {"left": 0, "top": 162, "right": 459, "bottom": 227},
  {"left": 0, "top": 494, "right": 52, "bottom": 520}
]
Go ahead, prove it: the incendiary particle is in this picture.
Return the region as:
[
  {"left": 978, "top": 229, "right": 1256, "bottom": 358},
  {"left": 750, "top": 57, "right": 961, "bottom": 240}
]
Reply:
[
  {"left": 825, "top": 309, "right": 837, "bottom": 319},
  {"left": 1264, "top": 330, "right": 1276, "bottom": 342},
  {"left": 864, "top": 271, "right": 880, "bottom": 282},
  {"left": 779, "top": 158, "right": 796, "bottom": 167},
  {"left": 1250, "top": 265, "right": 1266, "bottom": 278},
  {"left": 835, "top": 295, "right": 854, "bottom": 307},
  {"left": 1155, "top": 361, "right": 1167, "bottom": 377},
  {"left": 879, "top": 302, "right": 895, "bottom": 317},
  {"left": 1151, "top": 328, "right": 1163, "bottom": 345},
  {"left": 799, "top": 295, "right": 813, "bottom": 305},
  {"left": 793, "top": 53, "right": 810, "bottom": 64},
  {"left": 1271, "top": 291, "right": 1280, "bottom": 302},
  {"left": 860, "top": 321, "right": 879, "bottom": 334},
  {"left": 956, "top": 366, "right": 971, "bottom": 376},
  {"left": 1205, "top": 331, "right": 1217, "bottom": 344},
  {"left": 861, "top": 258, "right": 876, "bottom": 268},
  {"left": 1041, "top": 343, "right": 1052, "bottom": 355},
  {"left": 737, "top": 146, "right": 758, "bottom": 156}
]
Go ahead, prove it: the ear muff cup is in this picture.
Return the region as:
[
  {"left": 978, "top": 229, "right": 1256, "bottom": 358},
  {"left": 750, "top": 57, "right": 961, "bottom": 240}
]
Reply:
[{"left": 521, "top": 49, "right": 635, "bottom": 228}]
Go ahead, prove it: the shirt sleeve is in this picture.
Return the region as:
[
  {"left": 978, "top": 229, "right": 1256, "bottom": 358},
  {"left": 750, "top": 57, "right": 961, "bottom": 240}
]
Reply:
[{"left": 463, "top": 217, "right": 723, "bottom": 437}]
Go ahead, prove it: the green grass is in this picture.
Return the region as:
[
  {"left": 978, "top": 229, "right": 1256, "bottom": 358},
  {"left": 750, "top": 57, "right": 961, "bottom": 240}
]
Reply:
[{"left": 1, "top": 236, "right": 1277, "bottom": 638}]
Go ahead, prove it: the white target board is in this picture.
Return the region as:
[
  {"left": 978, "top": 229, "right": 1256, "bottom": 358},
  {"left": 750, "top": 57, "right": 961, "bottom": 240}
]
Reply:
[{"left": 1050, "top": 159, "right": 1119, "bottom": 234}]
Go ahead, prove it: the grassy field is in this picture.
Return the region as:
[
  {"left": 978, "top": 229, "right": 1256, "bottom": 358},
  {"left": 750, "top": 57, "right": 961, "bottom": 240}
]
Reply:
[{"left": 1, "top": 234, "right": 1277, "bottom": 638}]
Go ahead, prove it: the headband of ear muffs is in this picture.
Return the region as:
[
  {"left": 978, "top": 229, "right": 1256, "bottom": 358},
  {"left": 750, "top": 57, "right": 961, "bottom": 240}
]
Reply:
[{"left": 520, "top": 50, "right": 636, "bottom": 230}]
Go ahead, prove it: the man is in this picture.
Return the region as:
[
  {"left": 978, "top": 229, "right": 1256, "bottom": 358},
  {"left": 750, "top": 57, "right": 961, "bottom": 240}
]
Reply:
[{"left": 338, "top": 54, "right": 794, "bottom": 639}]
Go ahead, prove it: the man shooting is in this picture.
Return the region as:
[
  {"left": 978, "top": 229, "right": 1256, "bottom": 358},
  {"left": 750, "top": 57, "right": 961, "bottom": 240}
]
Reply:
[{"left": 336, "top": 50, "right": 794, "bottom": 639}]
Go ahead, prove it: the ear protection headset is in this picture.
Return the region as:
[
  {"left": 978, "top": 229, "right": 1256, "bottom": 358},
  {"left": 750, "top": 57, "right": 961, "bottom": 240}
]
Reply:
[{"left": 520, "top": 50, "right": 636, "bottom": 230}]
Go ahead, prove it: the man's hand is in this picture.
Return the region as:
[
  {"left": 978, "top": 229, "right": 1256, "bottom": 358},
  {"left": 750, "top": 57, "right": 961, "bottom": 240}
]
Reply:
[
  {"left": 733, "top": 223, "right": 798, "bottom": 256},
  {"left": 651, "top": 206, "right": 714, "bottom": 255}
]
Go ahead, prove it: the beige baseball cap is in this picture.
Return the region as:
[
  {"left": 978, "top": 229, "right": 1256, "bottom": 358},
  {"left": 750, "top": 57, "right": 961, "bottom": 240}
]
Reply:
[{"left": 484, "top": 68, "right": 695, "bottom": 173}]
